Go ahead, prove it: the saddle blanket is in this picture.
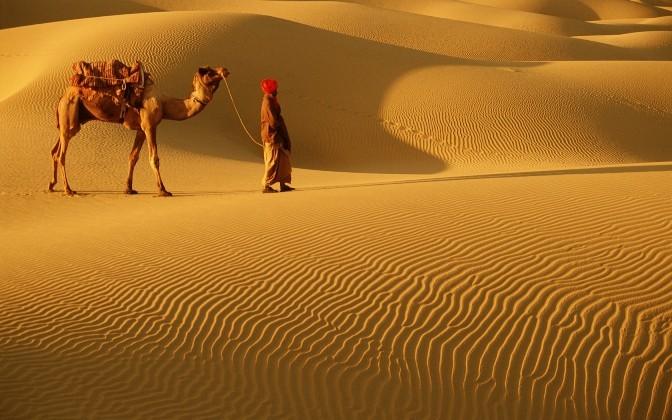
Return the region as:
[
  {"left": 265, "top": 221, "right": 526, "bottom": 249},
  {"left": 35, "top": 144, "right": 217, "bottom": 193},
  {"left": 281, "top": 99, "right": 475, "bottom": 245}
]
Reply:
[{"left": 70, "top": 59, "right": 144, "bottom": 89}]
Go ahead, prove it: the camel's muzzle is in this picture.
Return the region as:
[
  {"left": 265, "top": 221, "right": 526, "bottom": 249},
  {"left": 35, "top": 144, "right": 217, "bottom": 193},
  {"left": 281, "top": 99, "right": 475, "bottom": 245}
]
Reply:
[{"left": 216, "top": 67, "right": 230, "bottom": 79}]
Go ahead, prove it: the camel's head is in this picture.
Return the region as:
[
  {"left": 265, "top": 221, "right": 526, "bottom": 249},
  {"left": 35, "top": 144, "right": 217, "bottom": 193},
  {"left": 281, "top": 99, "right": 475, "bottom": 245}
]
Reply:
[{"left": 196, "top": 66, "right": 230, "bottom": 93}]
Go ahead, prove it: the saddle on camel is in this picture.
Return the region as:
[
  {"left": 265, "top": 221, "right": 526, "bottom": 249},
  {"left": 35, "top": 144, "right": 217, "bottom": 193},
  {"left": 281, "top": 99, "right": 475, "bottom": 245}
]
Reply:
[
  {"left": 51, "top": 60, "right": 229, "bottom": 196},
  {"left": 70, "top": 59, "right": 147, "bottom": 122}
]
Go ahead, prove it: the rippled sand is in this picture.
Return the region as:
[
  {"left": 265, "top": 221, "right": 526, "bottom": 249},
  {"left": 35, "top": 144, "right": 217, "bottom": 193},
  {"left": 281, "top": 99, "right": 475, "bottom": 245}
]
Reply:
[{"left": 1, "top": 1, "right": 671, "bottom": 419}]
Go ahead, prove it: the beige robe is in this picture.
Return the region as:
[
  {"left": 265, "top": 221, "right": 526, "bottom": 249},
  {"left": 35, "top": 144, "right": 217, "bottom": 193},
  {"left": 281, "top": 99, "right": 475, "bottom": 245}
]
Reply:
[{"left": 260, "top": 94, "right": 292, "bottom": 186}]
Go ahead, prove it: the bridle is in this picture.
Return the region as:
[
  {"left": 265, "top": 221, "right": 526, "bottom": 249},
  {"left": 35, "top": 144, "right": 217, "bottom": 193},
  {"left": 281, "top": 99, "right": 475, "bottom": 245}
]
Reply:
[{"left": 191, "top": 94, "right": 210, "bottom": 105}]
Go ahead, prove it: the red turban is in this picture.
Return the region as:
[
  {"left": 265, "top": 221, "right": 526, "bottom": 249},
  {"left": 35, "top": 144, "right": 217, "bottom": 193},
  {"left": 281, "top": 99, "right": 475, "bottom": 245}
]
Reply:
[{"left": 261, "top": 79, "right": 278, "bottom": 94}]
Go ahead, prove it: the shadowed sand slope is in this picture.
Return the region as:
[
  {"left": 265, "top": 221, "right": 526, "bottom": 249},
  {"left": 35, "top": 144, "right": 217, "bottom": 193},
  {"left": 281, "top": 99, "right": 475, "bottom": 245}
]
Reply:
[
  {"left": 0, "top": 11, "right": 452, "bottom": 194},
  {"left": 1, "top": 171, "right": 671, "bottom": 419},
  {"left": 353, "top": 0, "right": 669, "bottom": 26},
  {"left": 133, "top": 0, "right": 671, "bottom": 57},
  {"left": 459, "top": 0, "right": 670, "bottom": 20},
  {"left": 1, "top": 8, "right": 671, "bottom": 194},
  {"left": 576, "top": 30, "right": 672, "bottom": 55},
  {"left": 0, "top": 0, "right": 161, "bottom": 29}
]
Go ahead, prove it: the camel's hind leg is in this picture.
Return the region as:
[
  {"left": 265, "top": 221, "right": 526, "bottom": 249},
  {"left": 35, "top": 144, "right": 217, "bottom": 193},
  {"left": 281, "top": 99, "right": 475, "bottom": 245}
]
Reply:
[
  {"left": 125, "top": 130, "right": 146, "bottom": 194},
  {"left": 48, "top": 137, "right": 60, "bottom": 191},
  {"left": 53, "top": 91, "right": 81, "bottom": 195}
]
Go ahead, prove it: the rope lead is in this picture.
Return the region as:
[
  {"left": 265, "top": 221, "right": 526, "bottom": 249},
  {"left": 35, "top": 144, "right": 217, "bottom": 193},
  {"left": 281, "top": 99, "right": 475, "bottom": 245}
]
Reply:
[{"left": 223, "top": 78, "right": 264, "bottom": 148}]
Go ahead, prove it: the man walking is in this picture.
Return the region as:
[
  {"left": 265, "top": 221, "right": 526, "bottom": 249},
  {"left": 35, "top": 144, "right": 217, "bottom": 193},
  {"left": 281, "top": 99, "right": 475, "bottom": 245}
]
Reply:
[{"left": 260, "top": 78, "right": 294, "bottom": 193}]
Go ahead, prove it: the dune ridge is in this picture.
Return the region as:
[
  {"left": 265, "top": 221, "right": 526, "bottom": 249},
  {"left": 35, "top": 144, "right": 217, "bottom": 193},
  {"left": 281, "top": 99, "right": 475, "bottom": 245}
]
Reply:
[{"left": 458, "top": 0, "right": 669, "bottom": 20}]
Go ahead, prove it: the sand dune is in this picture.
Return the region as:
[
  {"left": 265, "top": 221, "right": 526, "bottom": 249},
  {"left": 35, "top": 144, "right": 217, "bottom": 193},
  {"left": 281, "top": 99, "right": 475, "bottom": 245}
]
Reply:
[
  {"left": 1, "top": 171, "right": 671, "bottom": 419},
  {"left": 340, "top": 0, "right": 666, "bottom": 36},
  {"left": 577, "top": 30, "right": 672, "bottom": 54},
  {"left": 1, "top": 0, "right": 671, "bottom": 419},
  {"left": 347, "top": 1, "right": 608, "bottom": 37},
  {"left": 459, "top": 0, "right": 669, "bottom": 20},
  {"left": 132, "top": 0, "right": 672, "bottom": 57},
  {"left": 2, "top": 8, "right": 671, "bottom": 193},
  {"left": 0, "top": 0, "right": 161, "bottom": 29}
]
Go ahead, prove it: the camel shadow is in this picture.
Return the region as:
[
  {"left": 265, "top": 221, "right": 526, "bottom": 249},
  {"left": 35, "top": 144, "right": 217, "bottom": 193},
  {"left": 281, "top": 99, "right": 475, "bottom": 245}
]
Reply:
[{"left": 70, "top": 163, "right": 672, "bottom": 197}]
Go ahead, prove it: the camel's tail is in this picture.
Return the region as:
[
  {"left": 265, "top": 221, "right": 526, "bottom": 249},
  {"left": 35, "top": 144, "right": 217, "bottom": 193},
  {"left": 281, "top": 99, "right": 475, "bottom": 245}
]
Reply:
[{"left": 55, "top": 105, "right": 60, "bottom": 129}]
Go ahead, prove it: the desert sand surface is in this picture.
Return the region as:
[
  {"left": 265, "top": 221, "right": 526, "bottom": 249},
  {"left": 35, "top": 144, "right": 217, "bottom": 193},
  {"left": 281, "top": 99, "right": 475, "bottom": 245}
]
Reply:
[{"left": 1, "top": 1, "right": 671, "bottom": 419}]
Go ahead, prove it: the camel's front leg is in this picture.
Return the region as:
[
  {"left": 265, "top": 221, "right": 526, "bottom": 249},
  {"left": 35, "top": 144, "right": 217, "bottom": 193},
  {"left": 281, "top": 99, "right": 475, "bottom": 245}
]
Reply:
[
  {"left": 143, "top": 126, "right": 172, "bottom": 197},
  {"left": 125, "top": 130, "right": 146, "bottom": 194}
]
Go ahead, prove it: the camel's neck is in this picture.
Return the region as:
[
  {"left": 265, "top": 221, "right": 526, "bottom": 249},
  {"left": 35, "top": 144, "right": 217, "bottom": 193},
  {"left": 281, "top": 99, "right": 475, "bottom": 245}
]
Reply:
[
  {"left": 161, "top": 96, "right": 209, "bottom": 121},
  {"left": 161, "top": 76, "right": 216, "bottom": 121}
]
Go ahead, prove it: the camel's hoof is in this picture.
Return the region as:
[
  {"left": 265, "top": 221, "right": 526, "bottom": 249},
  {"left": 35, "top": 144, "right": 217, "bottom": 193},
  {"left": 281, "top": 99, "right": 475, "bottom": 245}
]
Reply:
[
  {"left": 64, "top": 190, "right": 77, "bottom": 196},
  {"left": 125, "top": 189, "right": 138, "bottom": 195},
  {"left": 48, "top": 183, "right": 56, "bottom": 192},
  {"left": 157, "top": 190, "right": 173, "bottom": 197}
]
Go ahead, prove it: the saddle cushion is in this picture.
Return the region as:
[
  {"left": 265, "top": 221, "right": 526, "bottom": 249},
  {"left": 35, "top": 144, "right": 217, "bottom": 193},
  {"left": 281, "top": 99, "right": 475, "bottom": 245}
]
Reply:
[
  {"left": 70, "top": 59, "right": 146, "bottom": 109},
  {"left": 70, "top": 59, "right": 144, "bottom": 89}
]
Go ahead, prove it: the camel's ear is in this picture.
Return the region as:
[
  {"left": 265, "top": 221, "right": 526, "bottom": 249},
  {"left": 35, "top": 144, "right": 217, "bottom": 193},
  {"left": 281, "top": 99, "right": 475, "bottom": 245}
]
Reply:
[{"left": 198, "top": 67, "right": 210, "bottom": 76}]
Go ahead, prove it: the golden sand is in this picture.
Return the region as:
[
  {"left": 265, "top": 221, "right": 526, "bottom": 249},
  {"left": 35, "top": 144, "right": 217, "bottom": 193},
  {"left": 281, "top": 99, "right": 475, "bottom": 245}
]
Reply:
[{"left": 1, "top": 1, "right": 671, "bottom": 419}]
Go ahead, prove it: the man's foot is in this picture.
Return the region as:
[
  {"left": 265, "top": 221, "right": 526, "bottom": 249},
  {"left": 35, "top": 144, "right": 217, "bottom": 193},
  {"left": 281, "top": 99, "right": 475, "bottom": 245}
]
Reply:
[
  {"left": 262, "top": 186, "right": 278, "bottom": 194},
  {"left": 280, "top": 184, "right": 295, "bottom": 192}
]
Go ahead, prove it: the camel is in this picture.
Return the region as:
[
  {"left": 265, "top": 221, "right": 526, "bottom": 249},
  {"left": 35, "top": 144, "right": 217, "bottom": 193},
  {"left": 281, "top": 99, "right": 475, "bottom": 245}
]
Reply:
[{"left": 49, "top": 66, "right": 230, "bottom": 196}]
